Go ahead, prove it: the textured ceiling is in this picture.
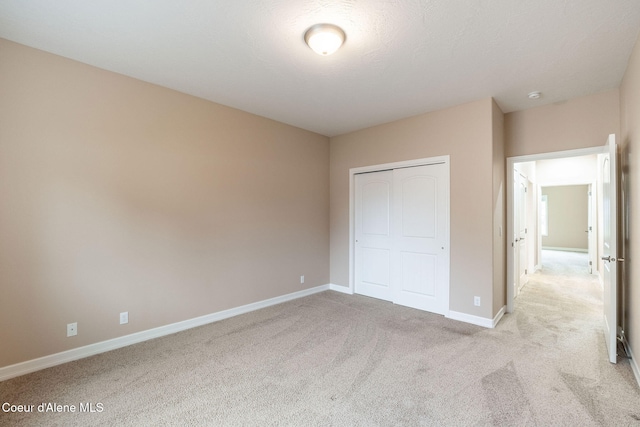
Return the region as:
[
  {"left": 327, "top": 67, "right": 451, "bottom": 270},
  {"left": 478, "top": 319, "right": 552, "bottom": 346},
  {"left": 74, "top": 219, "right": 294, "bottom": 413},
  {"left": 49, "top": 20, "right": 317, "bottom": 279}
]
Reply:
[{"left": 1, "top": 1, "right": 639, "bottom": 137}]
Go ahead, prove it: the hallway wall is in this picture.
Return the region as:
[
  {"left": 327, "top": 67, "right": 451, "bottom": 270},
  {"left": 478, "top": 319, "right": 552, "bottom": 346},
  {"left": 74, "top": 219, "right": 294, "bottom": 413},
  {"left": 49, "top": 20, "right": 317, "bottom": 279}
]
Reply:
[{"left": 541, "top": 185, "right": 589, "bottom": 251}]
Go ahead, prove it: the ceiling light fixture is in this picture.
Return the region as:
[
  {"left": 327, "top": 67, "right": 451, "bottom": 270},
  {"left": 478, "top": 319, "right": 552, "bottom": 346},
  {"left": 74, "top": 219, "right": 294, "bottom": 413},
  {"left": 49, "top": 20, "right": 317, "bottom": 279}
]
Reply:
[
  {"left": 528, "top": 91, "right": 542, "bottom": 100},
  {"left": 304, "top": 23, "right": 346, "bottom": 56}
]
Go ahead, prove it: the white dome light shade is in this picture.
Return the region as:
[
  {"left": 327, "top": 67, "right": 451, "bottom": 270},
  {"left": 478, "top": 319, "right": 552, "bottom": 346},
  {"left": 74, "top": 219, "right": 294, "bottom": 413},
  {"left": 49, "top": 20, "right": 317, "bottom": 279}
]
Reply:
[{"left": 304, "top": 24, "right": 346, "bottom": 56}]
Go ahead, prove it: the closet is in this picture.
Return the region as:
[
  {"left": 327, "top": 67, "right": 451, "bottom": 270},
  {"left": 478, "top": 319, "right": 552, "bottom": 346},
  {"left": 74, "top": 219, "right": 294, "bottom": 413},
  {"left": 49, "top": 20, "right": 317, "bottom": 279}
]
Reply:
[{"left": 354, "top": 161, "right": 449, "bottom": 314}]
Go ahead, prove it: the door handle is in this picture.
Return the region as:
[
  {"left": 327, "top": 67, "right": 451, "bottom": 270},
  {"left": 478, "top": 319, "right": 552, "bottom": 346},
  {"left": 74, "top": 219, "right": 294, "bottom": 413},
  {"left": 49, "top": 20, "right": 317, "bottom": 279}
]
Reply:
[{"left": 601, "top": 256, "right": 622, "bottom": 262}]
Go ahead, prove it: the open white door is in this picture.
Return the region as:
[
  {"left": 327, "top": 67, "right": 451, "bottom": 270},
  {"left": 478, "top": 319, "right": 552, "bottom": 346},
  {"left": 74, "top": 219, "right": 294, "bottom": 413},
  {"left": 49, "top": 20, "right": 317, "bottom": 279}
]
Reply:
[{"left": 602, "top": 134, "right": 618, "bottom": 364}]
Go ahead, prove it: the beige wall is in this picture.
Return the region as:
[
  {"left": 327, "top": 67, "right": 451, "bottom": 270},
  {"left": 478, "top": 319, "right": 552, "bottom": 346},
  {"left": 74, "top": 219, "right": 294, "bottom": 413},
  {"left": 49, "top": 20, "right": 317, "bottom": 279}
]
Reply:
[
  {"left": 505, "top": 90, "right": 620, "bottom": 158},
  {"left": 620, "top": 32, "right": 640, "bottom": 365},
  {"left": 0, "top": 39, "right": 330, "bottom": 368},
  {"left": 541, "top": 185, "right": 589, "bottom": 250},
  {"left": 330, "top": 98, "right": 498, "bottom": 319}
]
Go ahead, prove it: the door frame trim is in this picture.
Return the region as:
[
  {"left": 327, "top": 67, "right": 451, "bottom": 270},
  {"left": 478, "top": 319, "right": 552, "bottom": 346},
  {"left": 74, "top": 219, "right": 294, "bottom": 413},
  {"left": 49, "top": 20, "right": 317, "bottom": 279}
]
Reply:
[
  {"left": 506, "top": 146, "right": 604, "bottom": 313},
  {"left": 348, "top": 155, "right": 450, "bottom": 302}
]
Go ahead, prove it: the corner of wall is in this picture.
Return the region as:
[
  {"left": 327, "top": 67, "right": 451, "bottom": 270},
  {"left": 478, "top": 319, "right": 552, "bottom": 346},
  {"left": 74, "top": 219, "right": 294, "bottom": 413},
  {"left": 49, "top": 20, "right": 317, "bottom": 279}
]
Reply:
[{"left": 492, "top": 99, "right": 506, "bottom": 316}]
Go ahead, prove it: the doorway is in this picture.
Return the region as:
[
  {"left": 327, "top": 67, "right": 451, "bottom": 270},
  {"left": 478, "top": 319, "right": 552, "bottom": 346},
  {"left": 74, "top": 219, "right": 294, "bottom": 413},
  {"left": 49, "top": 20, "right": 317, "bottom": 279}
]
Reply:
[
  {"left": 507, "top": 137, "right": 619, "bottom": 364},
  {"left": 507, "top": 146, "right": 603, "bottom": 313}
]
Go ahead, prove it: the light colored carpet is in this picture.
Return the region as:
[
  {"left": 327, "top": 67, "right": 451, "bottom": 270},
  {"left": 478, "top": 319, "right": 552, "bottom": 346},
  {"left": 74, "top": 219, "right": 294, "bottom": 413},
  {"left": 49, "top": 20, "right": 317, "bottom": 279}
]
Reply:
[{"left": 1, "top": 250, "right": 639, "bottom": 426}]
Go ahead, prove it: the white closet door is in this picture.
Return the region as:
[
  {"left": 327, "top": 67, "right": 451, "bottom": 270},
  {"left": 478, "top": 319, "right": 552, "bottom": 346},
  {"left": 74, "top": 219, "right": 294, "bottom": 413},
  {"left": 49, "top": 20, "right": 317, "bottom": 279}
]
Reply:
[
  {"left": 392, "top": 163, "right": 449, "bottom": 314},
  {"left": 355, "top": 162, "right": 449, "bottom": 314},
  {"left": 354, "top": 170, "right": 394, "bottom": 301}
]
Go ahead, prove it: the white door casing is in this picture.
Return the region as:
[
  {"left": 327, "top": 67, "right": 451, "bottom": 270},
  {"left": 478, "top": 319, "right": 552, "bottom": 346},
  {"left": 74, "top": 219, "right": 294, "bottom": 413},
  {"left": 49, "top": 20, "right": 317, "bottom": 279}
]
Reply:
[
  {"left": 602, "top": 134, "right": 618, "bottom": 364},
  {"left": 353, "top": 158, "right": 450, "bottom": 315}
]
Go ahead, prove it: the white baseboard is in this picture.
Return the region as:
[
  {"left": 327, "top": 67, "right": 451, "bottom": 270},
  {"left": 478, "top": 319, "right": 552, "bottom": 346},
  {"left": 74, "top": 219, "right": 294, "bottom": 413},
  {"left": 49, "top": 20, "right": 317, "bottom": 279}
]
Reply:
[
  {"left": 0, "top": 284, "right": 330, "bottom": 382},
  {"left": 447, "top": 306, "right": 505, "bottom": 329},
  {"left": 542, "top": 246, "right": 588, "bottom": 253},
  {"left": 493, "top": 305, "right": 506, "bottom": 327},
  {"left": 627, "top": 342, "right": 640, "bottom": 389},
  {"left": 329, "top": 283, "right": 353, "bottom": 294}
]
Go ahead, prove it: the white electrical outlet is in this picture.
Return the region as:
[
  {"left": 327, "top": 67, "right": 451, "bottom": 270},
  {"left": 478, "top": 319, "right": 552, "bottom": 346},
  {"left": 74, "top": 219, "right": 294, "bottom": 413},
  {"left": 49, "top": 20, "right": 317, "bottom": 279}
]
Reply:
[
  {"left": 67, "top": 322, "right": 77, "bottom": 337},
  {"left": 474, "top": 296, "right": 481, "bottom": 307},
  {"left": 120, "top": 312, "right": 129, "bottom": 325},
  {"left": 300, "top": 275, "right": 305, "bottom": 284}
]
